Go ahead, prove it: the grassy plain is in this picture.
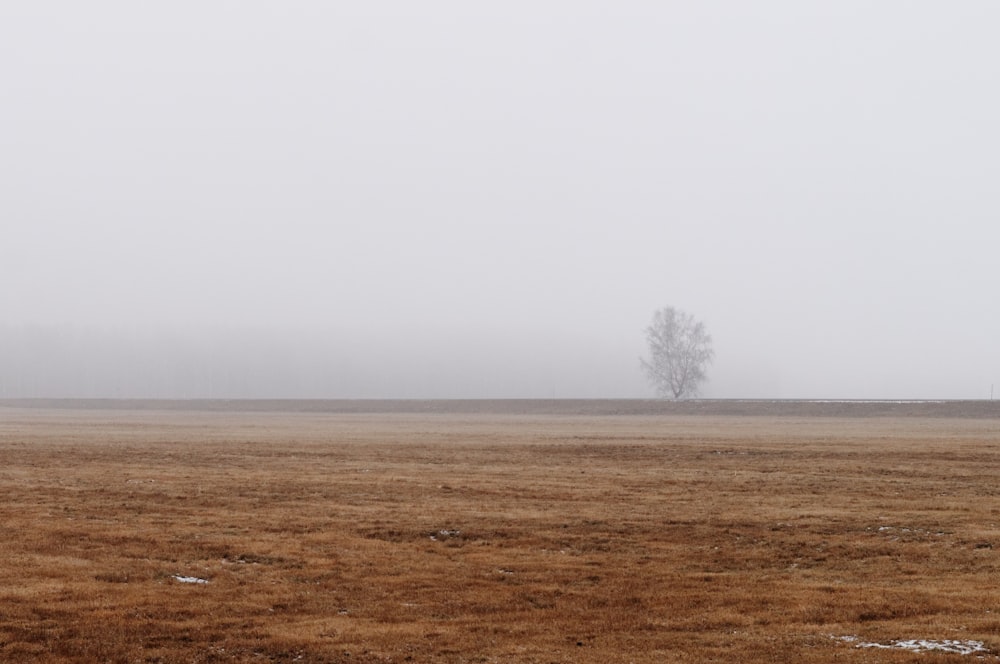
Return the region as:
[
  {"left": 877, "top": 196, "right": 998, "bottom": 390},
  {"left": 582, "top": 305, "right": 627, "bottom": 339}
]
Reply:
[{"left": 2, "top": 403, "right": 1000, "bottom": 662}]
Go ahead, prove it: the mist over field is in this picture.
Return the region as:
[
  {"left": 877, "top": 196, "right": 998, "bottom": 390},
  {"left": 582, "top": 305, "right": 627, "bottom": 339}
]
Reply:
[
  {"left": 3, "top": 2, "right": 999, "bottom": 399},
  {"left": 0, "top": 324, "right": 637, "bottom": 398}
]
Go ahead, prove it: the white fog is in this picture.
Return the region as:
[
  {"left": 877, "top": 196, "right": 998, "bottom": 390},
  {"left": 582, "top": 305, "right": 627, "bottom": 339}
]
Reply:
[{"left": 2, "top": 2, "right": 998, "bottom": 399}]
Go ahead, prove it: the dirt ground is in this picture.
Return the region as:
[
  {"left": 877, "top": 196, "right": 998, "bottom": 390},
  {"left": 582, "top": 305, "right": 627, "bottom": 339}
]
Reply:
[{"left": 2, "top": 401, "right": 1000, "bottom": 662}]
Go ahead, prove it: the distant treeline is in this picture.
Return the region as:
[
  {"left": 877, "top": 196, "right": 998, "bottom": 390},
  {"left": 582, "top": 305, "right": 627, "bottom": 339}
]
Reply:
[{"left": 3, "top": 397, "right": 1000, "bottom": 419}]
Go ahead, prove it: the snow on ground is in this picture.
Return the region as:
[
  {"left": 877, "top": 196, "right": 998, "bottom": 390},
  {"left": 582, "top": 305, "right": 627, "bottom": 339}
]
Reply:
[
  {"left": 804, "top": 400, "right": 948, "bottom": 404},
  {"left": 173, "top": 575, "right": 209, "bottom": 584},
  {"left": 429, "top": 529, "right": 461, "bottom": 541},
  {"left": 836, "top": 636, "right": 989, "bottom": 655}
]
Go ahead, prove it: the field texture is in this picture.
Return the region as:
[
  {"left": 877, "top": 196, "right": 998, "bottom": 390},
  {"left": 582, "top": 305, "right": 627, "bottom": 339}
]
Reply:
[{"left": 2, "top": 402, "right": 1000, "bottom": 662}]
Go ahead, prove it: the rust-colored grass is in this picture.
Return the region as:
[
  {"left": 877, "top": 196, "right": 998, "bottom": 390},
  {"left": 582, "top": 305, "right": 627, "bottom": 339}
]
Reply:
[{"left": 2, "top": 406, "right": 1000, "bottom": 662}]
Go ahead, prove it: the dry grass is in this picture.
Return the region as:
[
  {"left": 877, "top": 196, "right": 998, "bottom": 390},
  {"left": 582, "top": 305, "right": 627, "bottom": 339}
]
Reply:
[{"left": 2, "top": 406, "right": 1000, "bottom": 662}]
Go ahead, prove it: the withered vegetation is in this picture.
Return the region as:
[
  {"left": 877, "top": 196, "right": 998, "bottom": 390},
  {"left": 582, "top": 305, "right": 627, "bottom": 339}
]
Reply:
[{"left": 2, "top": 405, "right": 1000, "bottom": 662}]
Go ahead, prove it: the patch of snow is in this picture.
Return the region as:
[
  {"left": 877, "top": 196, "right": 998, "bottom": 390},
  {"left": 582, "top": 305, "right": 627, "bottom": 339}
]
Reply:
[
  {"left": 173, "top": 575, "right": 209, "bottom": 584},
  {"left": 430, "top": 529, "right": 461, "bottom": 541},
  {"left": 892, "top": 640, "right": 988, "bottom": 655},
  {"left": 869, "top": 525, "right": 947, "bottom": 537},
  {"left": 835, "top": 636, "right": 988, "bottom": 655},
  {"left": 805, "top": 400, "right": 947, "bottom": 404}
]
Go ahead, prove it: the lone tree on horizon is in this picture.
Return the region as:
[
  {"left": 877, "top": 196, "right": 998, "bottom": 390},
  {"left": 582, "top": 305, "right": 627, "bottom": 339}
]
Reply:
[{"left": 641, "top": 306, "right": 714, "bottom": 399}]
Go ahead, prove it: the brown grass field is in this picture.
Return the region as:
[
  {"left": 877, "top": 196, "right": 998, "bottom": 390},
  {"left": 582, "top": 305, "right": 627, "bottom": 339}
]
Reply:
[{"left": 3, "top": 400, "right": 1000, "bottom": 662}]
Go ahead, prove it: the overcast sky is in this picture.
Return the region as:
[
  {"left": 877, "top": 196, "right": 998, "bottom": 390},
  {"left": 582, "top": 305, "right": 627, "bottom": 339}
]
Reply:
[{"left": 3, "top": 2, "right": 999, "bottom": 399}]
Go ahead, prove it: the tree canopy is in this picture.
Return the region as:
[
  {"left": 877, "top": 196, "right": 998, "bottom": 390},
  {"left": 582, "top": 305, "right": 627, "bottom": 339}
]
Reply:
[{"left": 641, "top": 306, "right": 714, "bottom": 399}]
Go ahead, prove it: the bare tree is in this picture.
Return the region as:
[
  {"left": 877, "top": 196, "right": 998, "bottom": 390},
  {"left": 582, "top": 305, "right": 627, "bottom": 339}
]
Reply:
[{"left": 641, "top": 306, "right": 714, "bottom": 399}]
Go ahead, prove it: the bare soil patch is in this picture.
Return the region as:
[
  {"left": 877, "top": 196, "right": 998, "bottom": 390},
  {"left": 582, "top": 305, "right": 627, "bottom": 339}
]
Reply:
[{"left": 2, "top": 405, "right": 1000, "bottom": 662}]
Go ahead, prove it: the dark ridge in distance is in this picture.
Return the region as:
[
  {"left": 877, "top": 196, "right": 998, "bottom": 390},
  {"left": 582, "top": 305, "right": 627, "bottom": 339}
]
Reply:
[{"left": 2, "top": 398, "right": 1000, "bottom": 418}]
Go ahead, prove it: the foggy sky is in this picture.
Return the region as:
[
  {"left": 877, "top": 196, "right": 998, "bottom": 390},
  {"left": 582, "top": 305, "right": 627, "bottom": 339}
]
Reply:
[{"left": 3, "top": 2, "right": 999, "bottom": 399}]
